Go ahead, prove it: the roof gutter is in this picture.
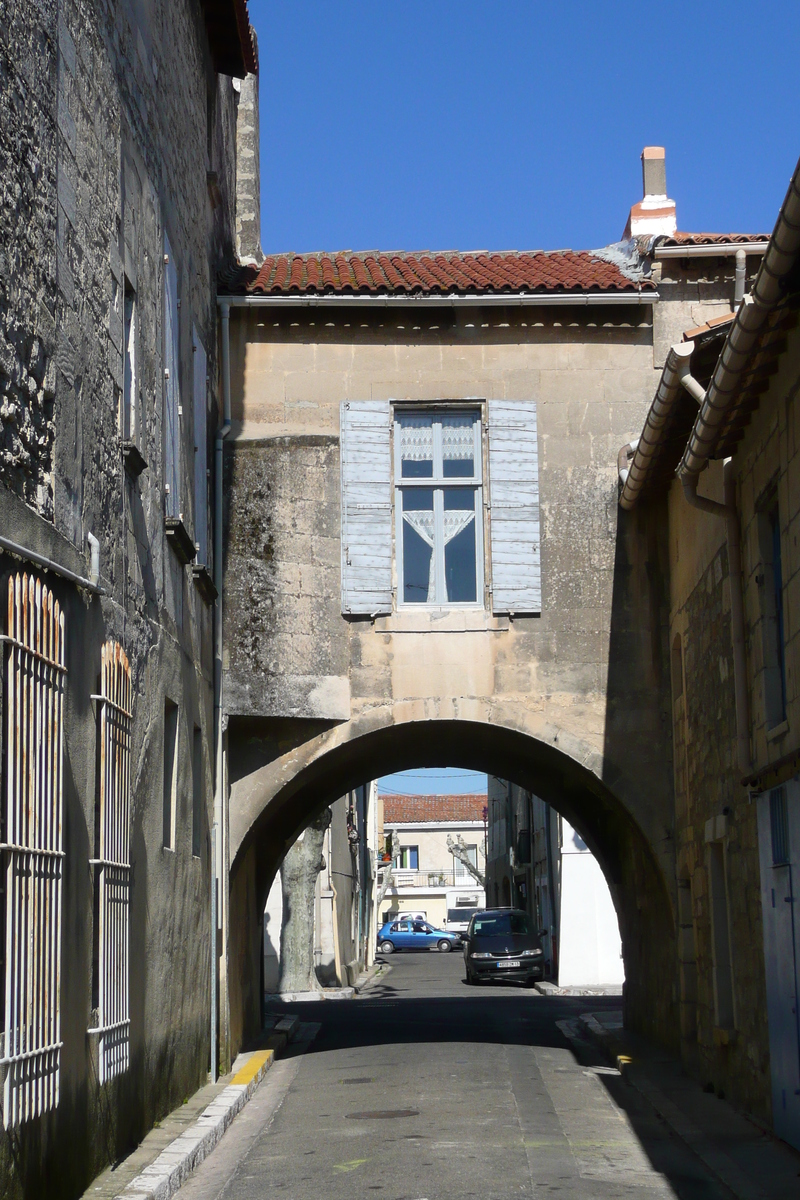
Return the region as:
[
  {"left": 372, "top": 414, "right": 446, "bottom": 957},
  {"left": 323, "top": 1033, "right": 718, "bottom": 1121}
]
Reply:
[
  {"left": 216, "top": 291, "right": 658, "bottom": 309},
  {"left": 618, "top": 342, "right": 696, "bottom": 510},
  {"left": 678, "top": 163, "right": 800, "bottom": 482},
  {"left": 654, "top": 242, "right": 769, "bottom": 259}
]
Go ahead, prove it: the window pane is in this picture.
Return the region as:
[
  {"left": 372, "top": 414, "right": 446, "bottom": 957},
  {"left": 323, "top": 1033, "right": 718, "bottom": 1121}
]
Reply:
[
  {"left": 399, "top": 414, "right": 433, "bottom": 478},
  {"left": 443, "top": 488, "right": 477, "bottom": 602},
  {"left": 442, "top": 414, "right": 475, "bottom": 478},
  {"left": 402, "top": 488, "right": 434, "bottom": 603}
]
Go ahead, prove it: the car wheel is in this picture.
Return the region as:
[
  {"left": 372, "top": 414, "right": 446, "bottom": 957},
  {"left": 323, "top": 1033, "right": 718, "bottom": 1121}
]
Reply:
[
  {"left": 379, "top": 940, "right": 395, "bottom": 955},
  {"left": 438, "top": 939, "right": 452, "bottom": 953}
]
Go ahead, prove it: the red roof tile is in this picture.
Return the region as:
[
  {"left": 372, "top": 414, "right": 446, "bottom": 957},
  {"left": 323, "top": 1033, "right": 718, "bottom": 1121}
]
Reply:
[
  {"left": 382, "top": 794, "right": 488, "bottom": 823},
  {"left": 221, "top": 250, "right": 653, "bottom": 297},
  {"left": 661, "top": 232, "right": 769, "bottom": 246}
]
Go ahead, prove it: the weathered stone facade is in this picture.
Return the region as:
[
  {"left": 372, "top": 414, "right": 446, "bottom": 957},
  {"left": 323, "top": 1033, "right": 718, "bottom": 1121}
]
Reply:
[
  {"left": 0, "top": 1, "right": 252, "bottom": 1196},
  {"left": 220, "top": 244, "right": 742, "bottom": 1059}
]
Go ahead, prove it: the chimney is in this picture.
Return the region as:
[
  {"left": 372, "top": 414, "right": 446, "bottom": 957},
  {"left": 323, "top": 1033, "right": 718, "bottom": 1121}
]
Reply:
[
  {"left": 623, "top": 146, "right": 677, "bottom": 240},
  {"left": 235, "top": 31, "right": 263, "bottom": 265}
]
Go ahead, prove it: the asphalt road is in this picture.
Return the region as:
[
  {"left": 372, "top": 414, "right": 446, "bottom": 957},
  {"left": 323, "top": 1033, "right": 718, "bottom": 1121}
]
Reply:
[{"left": 178, "top": 951, "right": 733, "bottom": 1200}]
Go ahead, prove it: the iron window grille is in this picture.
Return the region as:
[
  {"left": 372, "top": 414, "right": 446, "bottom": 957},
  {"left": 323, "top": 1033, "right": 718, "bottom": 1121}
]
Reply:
[
  {"left": 0, "top": 573, "right": 66, "bottom": 1127},
  {"left": 394, "top": 409, "right": 484, "bottom": 607},
  {"left": 88, "top": 641, "right": 133, "bottom": 1083},
  {"left": 770, "top": 786, "right": 790, "bottom": 866}
]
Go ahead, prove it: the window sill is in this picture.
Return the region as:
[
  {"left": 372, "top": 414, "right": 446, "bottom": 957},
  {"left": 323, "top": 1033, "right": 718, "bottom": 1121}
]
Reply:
[
  {"left": 192, "top": 563, "right": 218, "bottom": 603},
  {"left": 164, "top": 517, "right": 196, "bottom": 565},
  {"left": 121, "top": 440, "right": 147, "bottom": 478},
  {"left": 766, "top": 719, "right": 789, "bottom": 743},
  {"left": 377, "top": 609, "right": 509, "bottom": 633}
]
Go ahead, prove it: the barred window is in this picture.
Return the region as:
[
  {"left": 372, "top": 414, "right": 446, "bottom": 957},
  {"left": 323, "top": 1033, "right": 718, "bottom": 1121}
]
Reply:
[
  {"left": 88, "top": 642, "right": 132, "bottom": 1083},
  {"left": 0, "top": 573, "right": 66, "bottom": 1127}
]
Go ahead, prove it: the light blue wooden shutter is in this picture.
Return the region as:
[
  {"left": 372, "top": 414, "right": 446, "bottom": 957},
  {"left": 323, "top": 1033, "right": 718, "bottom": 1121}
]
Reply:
[
  {"left": 163, "top": 233, "right": 180, "bottom": 518},
  {"left": 340, "top": 400, "right": 392, "bottom": 614},
  {"left": 488, "top": 400, "right": 541, "bottom": 614}
]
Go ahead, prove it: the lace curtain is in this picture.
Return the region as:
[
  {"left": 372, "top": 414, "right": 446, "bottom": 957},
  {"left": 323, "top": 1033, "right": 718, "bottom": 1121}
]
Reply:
[
  {"left": 403, "top": 509, "right": 475, "bottom": 601},
  {"left": 441, "top": 416, "right": 474, "bottom": 462},
  {"left": 399, "top": 417, "right": 433, "bottom": 463}
]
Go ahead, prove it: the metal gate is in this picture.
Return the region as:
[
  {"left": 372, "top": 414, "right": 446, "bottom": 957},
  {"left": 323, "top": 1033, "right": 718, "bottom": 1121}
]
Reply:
[
  {"left": 89, "top": 641, "right": 132, "bottom": 1083},
  {"left": 0, "top": 573, "right": 65, "bottom": 1127}
]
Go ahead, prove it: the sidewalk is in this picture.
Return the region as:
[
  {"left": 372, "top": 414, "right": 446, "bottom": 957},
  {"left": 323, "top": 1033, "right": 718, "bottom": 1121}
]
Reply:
[
  {"left": 575, "top": 1009, "right": 800, "bottom": 1200},
  {"left": 81, "top": 1017, "right": 302, "bottom": 1200}
]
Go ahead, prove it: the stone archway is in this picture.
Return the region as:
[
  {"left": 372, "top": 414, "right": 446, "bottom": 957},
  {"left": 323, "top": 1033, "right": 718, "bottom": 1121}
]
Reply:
[{"left": 226, "top": 704, "right": 677, "bottom": 1058}]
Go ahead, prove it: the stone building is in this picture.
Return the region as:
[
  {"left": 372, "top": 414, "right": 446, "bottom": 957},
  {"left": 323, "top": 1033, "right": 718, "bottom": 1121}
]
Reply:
[
  {"left": 0, "top": 1, "right": 257, "bottom": 1196},
  {"left": 218, "top": 147, "right": 769, "bottom": 1063},
  {"left": 486, "top": 776, "right": 624, "bottom": 988},
  {"left": 379, "top": 792, "right": 487, "bottom": 929},
  {"left": 619, "top": 156, "right": 800, "bottom": 1146}
]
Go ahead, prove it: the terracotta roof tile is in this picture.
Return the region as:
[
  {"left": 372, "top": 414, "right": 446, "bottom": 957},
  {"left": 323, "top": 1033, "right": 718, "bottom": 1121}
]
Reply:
[
  {"left": 382, "top": 794, "right": 488, "bottom": 824},
  {"left": 221, "top": 249, "right": 653, "bottom": 297},
  {"left": 662, "top": 232, "right": 770, "bottom": 246}
]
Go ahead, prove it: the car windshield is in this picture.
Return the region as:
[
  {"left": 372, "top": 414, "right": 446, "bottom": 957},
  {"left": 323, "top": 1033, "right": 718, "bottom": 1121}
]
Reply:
[
  {"left": 447, "top": 908, "right": 478, "bottom": 922},
  {"left": 472, "top": 912, "right": 532, "bottom": 936}
]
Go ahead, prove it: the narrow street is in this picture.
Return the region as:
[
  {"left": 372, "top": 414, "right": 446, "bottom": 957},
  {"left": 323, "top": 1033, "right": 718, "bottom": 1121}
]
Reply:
[{"left": 177, "top": 953, "right": 738, "bottom": 1200}]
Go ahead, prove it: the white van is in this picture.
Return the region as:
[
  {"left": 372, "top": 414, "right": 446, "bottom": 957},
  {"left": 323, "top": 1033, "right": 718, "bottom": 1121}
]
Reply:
[{"left": 445, "top": 889, "right": 485, "bottom": 934}]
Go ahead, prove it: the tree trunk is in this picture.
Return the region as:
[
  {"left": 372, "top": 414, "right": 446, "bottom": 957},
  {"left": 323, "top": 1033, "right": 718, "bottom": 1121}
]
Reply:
[{"left": 279, "top": 808, "right": 332, "bottom": 993}]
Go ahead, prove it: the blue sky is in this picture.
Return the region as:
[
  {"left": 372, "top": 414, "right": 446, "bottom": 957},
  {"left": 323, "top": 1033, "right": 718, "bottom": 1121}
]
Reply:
[
  {"left": 378, "top": 767, "right": 488, "bottom": 796},
  {"left": 249, "top": 1, "right": 799, "bottom": 255}
]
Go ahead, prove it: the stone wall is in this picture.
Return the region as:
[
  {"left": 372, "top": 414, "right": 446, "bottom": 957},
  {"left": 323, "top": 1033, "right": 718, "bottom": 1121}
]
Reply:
[
  {"left": 223, "top": 301, "right": 686, "bottom": 1051},
  {"left": 0, "top": 1, "right": 243, "bottom": 1195}
]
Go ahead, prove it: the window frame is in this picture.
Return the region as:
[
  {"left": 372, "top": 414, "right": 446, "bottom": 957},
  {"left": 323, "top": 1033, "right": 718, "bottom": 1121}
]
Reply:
[{"left": 393, "top": 404, "right": 485, "bottom": 610}]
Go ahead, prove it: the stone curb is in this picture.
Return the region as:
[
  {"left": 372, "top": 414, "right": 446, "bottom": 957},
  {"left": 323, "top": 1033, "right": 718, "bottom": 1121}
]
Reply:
[
  {"left": 354, "top": 961, "right": 391, "bottom": 994},
  {"left": 115, "top": 1030, "right": 293, "bottom": 1200},
  {"left": 576, "top": 1013, "right": 771, "bottom": 1200}
]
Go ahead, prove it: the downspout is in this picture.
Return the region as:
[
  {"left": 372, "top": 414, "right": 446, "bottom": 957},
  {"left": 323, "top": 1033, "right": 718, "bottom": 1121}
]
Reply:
[
  {"left": 211, "top": 299, "right": 232, "bottom": 1081},
  {"left": 676, "top": 342, "right": 750, "bottom": 774},
  {"left": 86, "top": 532, "right": 100, "bottom": 587},
  {"left": 734, "top": 248, "right": 747, "bottom": 307},
  {"left": 679, "top": 466, "right": 750, "bottom": 774}
]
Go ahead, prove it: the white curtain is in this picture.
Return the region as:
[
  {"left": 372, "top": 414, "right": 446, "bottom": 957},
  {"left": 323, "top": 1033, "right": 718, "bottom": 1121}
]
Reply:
[{"left": 403, "top": 508, "right": 474, "bottom": 601}]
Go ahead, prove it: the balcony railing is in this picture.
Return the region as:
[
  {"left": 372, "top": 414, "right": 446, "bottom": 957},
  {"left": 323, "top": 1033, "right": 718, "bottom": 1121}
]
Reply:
[{"left": 379, "top": 868, "right": 480, "bottom": 889}]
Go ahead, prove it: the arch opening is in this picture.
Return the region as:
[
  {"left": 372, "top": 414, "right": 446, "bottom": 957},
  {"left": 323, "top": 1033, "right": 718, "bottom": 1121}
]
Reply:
[{"left": 226, "top": 714, "right": 678, "bottom": 1059}]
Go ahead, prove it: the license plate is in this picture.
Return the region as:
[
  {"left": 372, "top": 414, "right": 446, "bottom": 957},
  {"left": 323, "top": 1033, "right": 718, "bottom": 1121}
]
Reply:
[{"left": 497, "top": 959, "right": 521, "bottom": 968}]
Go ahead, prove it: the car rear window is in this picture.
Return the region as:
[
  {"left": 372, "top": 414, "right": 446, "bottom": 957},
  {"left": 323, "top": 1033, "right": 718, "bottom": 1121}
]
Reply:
[
  {"left": 472, "top": 912, "right": 532, "bottom": 936},
  {"left": 448, "top": 908, "right": 479, "bottom": 922}
]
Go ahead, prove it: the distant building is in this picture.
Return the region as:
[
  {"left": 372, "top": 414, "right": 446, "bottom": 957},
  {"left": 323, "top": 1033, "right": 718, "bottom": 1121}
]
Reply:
[
  {"left": 486, "top": 778, "right": 624, "bottom": 988},
  {"left": 379, "top": 793, "right": 487, "bottom": 929}
]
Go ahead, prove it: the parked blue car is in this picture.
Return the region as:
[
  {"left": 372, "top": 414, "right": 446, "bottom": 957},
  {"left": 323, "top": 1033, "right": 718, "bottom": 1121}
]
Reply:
[{"left": 377, "top": 918, "right": 460, "bottom": 954}]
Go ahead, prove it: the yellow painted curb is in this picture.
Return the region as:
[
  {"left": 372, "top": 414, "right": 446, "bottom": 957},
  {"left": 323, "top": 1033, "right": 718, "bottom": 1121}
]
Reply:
[{"left": 231, "top": 1048, "right": 274, "bottom": 1086}]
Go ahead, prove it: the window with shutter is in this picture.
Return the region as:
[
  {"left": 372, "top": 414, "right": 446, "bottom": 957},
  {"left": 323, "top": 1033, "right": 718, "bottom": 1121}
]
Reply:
[
  {"left": 163, "top": 234, "right": 180, "bottom": 519},
  {"left": 393, "top": 409, "right": 483, "bottom": 606},
  {"left": 488, "top": 400, "right": 540, "bottom": 614},
  {"left": 340, "top": 401, "right": 392, "bottom": 614},
  {"left": 192, "top": 327, "right": 208, "bottom": 565}
]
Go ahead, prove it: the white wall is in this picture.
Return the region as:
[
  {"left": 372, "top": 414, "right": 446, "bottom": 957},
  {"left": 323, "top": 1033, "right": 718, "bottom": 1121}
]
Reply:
[{"left": 558, "top": 818, "right": 625, "bottom": 988}]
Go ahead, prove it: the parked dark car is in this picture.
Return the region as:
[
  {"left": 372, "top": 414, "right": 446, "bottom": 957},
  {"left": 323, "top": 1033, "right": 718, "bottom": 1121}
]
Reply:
[
  {"left": 462, "top": 908, "right": 545, "bottom": 985},
  {"left": 377, "top": 919, "right": 460, "bottom": 954}
]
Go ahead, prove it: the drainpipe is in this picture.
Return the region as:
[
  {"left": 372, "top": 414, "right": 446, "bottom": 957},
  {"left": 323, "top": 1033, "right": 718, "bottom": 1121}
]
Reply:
[
  {"left": 211, "top": 299, "right": 232, "bottom": 1081},
  {"left": 680, "top": 465, "right": 750, "bottom": 774},
  {"left": 734, "top": 248, "right": 747, "bottom": 306},
  {"left": 677, "top": 343, "right": 750, "bottom": 774},
  {"left": 86, "top": 532, "right": 100, "bottom": 587}
]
